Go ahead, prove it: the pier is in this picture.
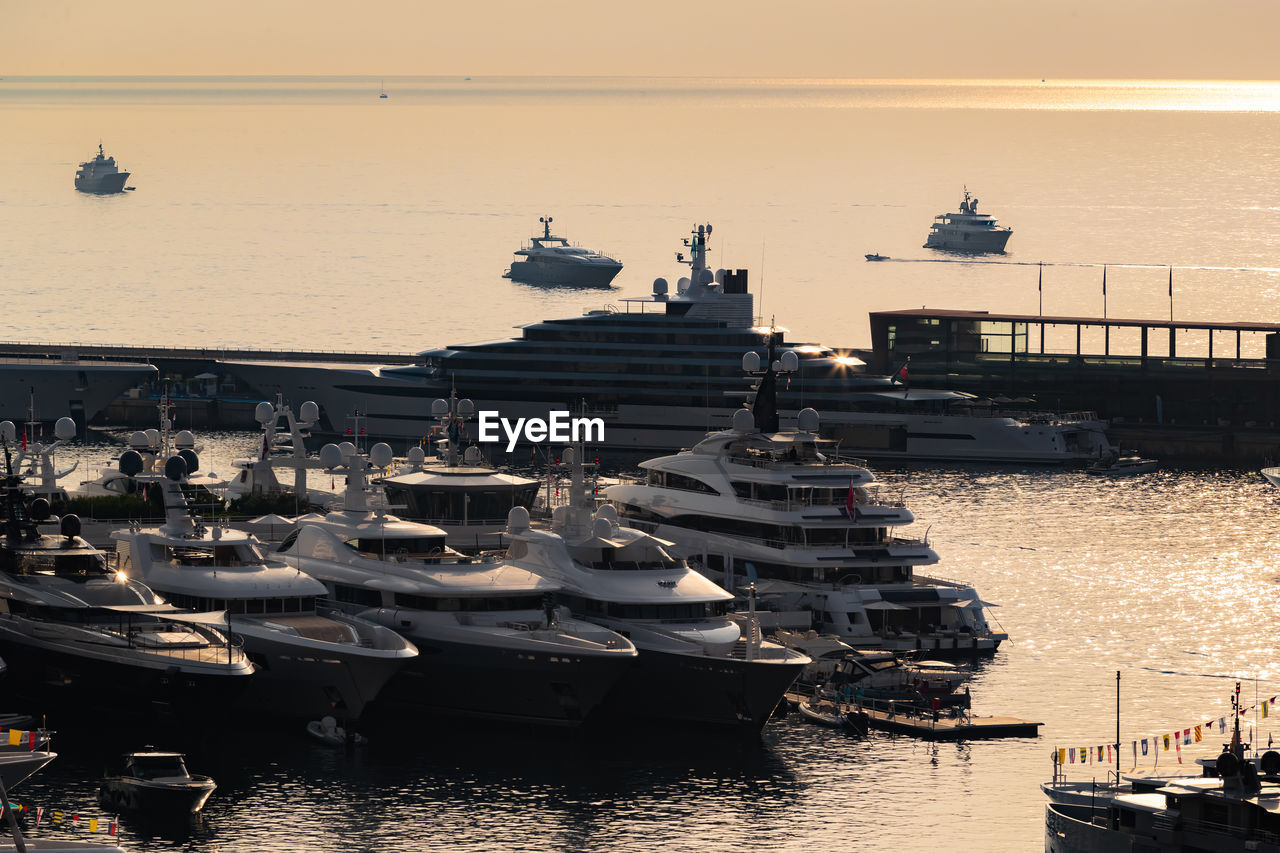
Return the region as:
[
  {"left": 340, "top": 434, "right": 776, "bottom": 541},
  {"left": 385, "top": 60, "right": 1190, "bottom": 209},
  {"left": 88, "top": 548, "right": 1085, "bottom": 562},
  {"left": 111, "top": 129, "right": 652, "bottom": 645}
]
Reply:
[{"left": 867, "top": 308, "right": 1280, "bottom": 463}]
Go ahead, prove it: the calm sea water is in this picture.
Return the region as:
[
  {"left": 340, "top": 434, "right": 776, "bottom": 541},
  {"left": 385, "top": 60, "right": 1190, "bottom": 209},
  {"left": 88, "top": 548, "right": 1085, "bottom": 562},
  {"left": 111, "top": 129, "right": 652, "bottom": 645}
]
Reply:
[{"left": 6, "top": 79, "right": 1280, "bottom": 852}]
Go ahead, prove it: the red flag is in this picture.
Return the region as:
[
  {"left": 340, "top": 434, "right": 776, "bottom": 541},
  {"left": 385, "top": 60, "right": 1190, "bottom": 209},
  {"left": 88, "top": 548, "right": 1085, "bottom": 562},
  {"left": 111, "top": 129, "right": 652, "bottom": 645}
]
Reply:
[
  {"left": 20, "top": 431, "right": 25, "bottom": 451},
  {"left": 109, "top": 819, "right": 118, "bottom": 836},
  {"left": 27, "top": 730, "right": 35, "bottom": 749},
  {"left": 846, "top": 484, "right": 860, "bottom": 523}
]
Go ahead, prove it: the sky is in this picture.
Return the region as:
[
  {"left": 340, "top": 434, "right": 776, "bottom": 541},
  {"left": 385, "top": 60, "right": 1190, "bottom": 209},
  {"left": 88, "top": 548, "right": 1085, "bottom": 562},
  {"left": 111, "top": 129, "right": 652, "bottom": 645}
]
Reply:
[{"left": 4, "top": 0, "right": 1279, "bottom": 79}]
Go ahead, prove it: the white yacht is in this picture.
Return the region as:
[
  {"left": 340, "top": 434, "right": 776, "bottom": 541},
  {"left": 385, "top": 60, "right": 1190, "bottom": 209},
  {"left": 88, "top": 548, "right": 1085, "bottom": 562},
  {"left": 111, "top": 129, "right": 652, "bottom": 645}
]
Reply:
[
  {"left": 277, "top": 441, "right": 638, "bottom": 727},
  {"left": 501, "top": 448, "right": 809, "bottom": 733},
  {"left": 0, "top": 450, "right": 255, "bottom": 717},
  {"left": 923, "top": 187, "right": 1012, "bottom": 253},
  {"left": 504, "top": 217, "right": 622, "bottom": 287},
  {"left": 222, "top": 222, "right": 1108, "bottom": 462},
  {"left": 108, "top": 447, "right": 418, "bottom": 721},
  {"left": 74, "top": 143, "right": 130, "bottom": 194},
  {"left": 604, "top": 352, "right": 1006, "bottom": 656}
]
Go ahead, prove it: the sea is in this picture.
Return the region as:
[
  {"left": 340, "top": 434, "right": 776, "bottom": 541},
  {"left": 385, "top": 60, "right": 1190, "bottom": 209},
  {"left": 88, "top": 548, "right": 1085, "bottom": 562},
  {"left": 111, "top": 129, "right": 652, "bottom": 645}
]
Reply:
[{"left": 4, "top": 77, "right": 1280, "bottom": 852}]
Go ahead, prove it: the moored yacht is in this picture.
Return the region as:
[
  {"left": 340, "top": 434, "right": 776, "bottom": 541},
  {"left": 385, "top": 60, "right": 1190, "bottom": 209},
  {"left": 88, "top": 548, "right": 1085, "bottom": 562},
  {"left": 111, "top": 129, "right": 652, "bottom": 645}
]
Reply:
[
  {"left": 923, "top": 187, "right": 1012, "bottom": 253},
  {"left": 504, "top": 217, "right": 622, "bottom": 287},
  {"left": 277, "top": 440, "right": 637, "bottom": 727},
  {"left": 74, "top": 143, "right": 131, "bottom": 194},
  {"left": 502, "top": 447, "right": 809, "bottom": 733},
  {"left": 222, "top": 222, "right": 1107, "bottom": 462},
  {"left": 604, "top": 351, "right": 1006, "bottom": 656},
  {"left": 108, "top": 446, "right": 417, "bottom": 721}
]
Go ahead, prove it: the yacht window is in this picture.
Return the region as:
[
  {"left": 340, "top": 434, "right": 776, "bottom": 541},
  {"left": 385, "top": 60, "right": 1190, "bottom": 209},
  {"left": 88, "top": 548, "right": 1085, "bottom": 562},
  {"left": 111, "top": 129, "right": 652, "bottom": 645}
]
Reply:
[
  {"left": 244, "top": 599, "right": 265, "bottom": 615},
  {"left": 335, "top": 584, "right": 382, "bottom": 608}
]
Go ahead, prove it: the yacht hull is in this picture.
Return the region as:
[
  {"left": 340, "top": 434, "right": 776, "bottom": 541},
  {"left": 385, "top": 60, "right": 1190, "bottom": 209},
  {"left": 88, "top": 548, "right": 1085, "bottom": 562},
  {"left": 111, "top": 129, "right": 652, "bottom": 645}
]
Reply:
[
  {"left": 592, "top": 646, "right": 804, "bottom": 734},
  {"left": 0, "top": 361, "right": 155, "bottom": 426},
  {"left": 923, "top": 229, "right": 1011, "bottom": 253},
  {"left": 507, "top": 260, "right": 622, "bottom": 288},
  {"left": 373, "top": 636, "right": 631, "bottom": 726},
  {"left": 75, "top": 173, "right": 130, "bottom": 194}
]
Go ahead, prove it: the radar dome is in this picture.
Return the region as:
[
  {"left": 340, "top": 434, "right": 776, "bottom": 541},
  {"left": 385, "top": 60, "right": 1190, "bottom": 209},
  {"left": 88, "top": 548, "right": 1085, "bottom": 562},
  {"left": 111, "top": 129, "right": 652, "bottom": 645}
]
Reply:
[
  {"left": 255, "top": 401, "right": 275, "bottom": 425},
  {"left": 337, "top": 441, "right": 357, "bottom": 459},
  {"left": 54, "top": 418, "right": 76, "bottom": 441},
  {"left": 592, "top": 517, "right": 614, "bottom": 540},
  {"left": 742, "top": 352, "right": 761, "bottom": 373},
  {"left": 780, "top": 350, "right": 799, "bottom": 372},
  {"left": 369, "top": 443, "right": 394, "bottom": 468},
  {"left": 175, "top": 430, "right": 196, "bottom": 450},
  {"left": 299, "top": 401, "right": 320, "bottom": 423},
  {"left": 463, "top": 446, "right": 482, "bottom": 465},
  {"left": 652, "top": 278, "right": 669, "bottom": 295},
  {"left": 178, "top": 449, "right": 199, "bottom": 474},
  {"left": 797, "top": 408, "right": 820, "bottom": 432},
  {"left": 677, "top": 277, "right": 691, "bottom": 293},
  {"left": 594, "top": 504, "right": 618, "bottom": 525},
  {"left": 160, "top": 418, "right": 172, "bottom": 433},
  {"left": 0, "top": 422, "right": 13, "bottom": 442},
  {"left": 715, "top": 268, "right": 727, "bottom": 284},
  {"left": 128, "top": 431, "right": 149, "bottom": 450},
  {"left": 562, "top": 447, "right": 576, "bottom": 465},
  {"left": 118, "top": 450, "right": 144, "bottom": 476},
  {"left": 431, "top": 399, "right": 449, "bottom": 417},
  {"left": 163, "top": 455, "right": 187, "bottom": 481},
  {"left": 458, "top": 399, "right": 475, "bottom": 416},
  {"left": 406, "top": 447, "right": 425, "bottom": 466},
  {"left": 697, "top": 268, "right": 714, "bottom": 285},
  {"left": 144, "top": 429, "right": 160, "bottom": 449},
  {"left": 507, "top": 506, "right": 530, "bottom": 533},
  {"left": 60, "top": 514, "right": 81, "bottom": 538},
  {"left": 732, "top": 409, "right": 755, "bottom": 433},
  {"left": 318, "top": 444, "right": 343, "bottom": 469},
  {"left": 551, "top": 505, "right": 569, "bottom": 527},
  {"left": 29, "top": 498, "right": 50, "bottom": 521}
]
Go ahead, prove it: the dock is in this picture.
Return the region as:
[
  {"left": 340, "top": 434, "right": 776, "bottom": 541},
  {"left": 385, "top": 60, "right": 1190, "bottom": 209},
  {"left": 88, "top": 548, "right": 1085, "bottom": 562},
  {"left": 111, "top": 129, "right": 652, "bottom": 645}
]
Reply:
[{"left": 853, "top": 698, "right": 1042, "bottom": 740}]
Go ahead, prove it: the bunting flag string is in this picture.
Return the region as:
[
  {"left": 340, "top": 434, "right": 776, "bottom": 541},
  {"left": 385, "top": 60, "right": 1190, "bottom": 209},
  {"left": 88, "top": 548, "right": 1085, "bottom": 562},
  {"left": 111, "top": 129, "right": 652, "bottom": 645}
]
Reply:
[
  {"left": 2, "top": 803, "right": 119, "bottom": 836},
  {"left": 1051, "top": 695, "right": 1279, "bottom": 767}
]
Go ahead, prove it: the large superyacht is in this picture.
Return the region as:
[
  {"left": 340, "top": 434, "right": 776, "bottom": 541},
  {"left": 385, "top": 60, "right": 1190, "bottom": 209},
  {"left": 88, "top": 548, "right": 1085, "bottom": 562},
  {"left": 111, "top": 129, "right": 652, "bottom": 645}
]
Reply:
[
  {"left": 222, "top": 222, "right": 1108, "bottom": 462},
  {"left": 277, "top": 440, "right": 638, "bottom": 727},
  {"left": 603, "top": 350, "right": 1007, "bottom": 656}
]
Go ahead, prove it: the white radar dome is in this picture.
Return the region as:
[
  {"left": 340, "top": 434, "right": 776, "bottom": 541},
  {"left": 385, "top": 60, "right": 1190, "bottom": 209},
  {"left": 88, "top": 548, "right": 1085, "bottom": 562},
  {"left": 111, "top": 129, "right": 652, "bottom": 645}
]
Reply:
[
  {"left": 0, "top": 422, "right": 14, "bottom": 442},
  {"left": 780, "top": 351, "right": 799, "bottom": 373},
  {"left": 337, "top": 441, "right": 357, "bottom": 459},
  {"left": 319, "top": 444, "right": 343, "bottom": 469},
  {"left": 406, "top": 447, "right": 426, "bottom": 466},
  {"left": 742, "top": 352, "right": 761, "bottom": 373},
  {"left": 562, "top": 447, "right": 576, "bottom": 465},
  {"left": 507, "top": 506, "right": 530, "bottom": 533},
  {"left": 128, "top": 431, "right": 149, "bottom": 450},
  {"left": 54, "top": 417, "right": 76, "bottom": 441},
  {"left": 797, "top": 408, "right": 820, "bottom": 432},
  {"left": 175, "top": 430, "right": 196, "bottom": 450},
  {"left": 463, "top": 446, "right": 482, "bottom": 465},
  {"left": 594, "top": 504, "right": 618, "bottom": 525},
  {"left": 144, "top": 429, "right": 160, "bottom": 449},
  {"left": 458, "top": 399, "right": 475, "bottom": 416},
  {"left": 697, "top": 268, "right": 714, "bottom": 285},
  {"left": 732, "top": 409, "right": 755, "bottom": 433},
  {"left": 715, "top": 268, "right": 727, "bottom": 284},
  {"left": 369, "top": 443, "right": 394, "bottom": 468},
  {"left": 677, "top": 277, "right": 691, "bottom": 293},
  {"left": 254, "top": 401, "right": 275, "bottom": 425},
  {"left": 592, "top": 517, "right": 614, "bottom": 540},
  {"left": 431, "top": 399, "right": 450, "bottom": 417},
  {"left": 652, "top": 278, "right": 669, "bottom": 295},
  {"left": 299, "top": 401, "right": 319, "bottom": 423}
]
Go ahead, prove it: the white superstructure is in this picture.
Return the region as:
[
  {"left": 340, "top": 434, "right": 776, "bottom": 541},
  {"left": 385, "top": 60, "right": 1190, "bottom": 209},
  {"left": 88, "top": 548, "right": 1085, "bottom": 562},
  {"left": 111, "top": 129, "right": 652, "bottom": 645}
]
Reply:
[{"left": 923, "top": 187, "right": 1012, "bottom": 253}]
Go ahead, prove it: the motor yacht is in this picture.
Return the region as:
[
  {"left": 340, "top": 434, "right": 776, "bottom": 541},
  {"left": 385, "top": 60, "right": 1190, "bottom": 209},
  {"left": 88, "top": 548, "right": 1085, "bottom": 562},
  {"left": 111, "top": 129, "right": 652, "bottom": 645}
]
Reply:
[
  {"left": 108, "top": 445, "right": 417, "bottom": 721},
  {"left": 0, "top": 441, "right": 255, "bottom": 717},
  {"left": 98, "top": 751, "right": 216, "bottom": 815},
  {"left": 222, "top": 222, "right": 1108, "bottom": 462},
  {"left": 603, "top": 350, "right": 1007, "bottom": 657},
  {"left": 74, "top": 143, "right": 131, "bottom": 194},
  {"left": 277, "top": 440, "right": 637, "bottom": 727},
  {"left": 504, "top": 217, "right": 622, "bottom": 287},
  {"left": 923, "top": 187, "right": 1012, "bottom": 253},
  {"left": 500, "top": 447, "right": 809, "bottom": 734}
]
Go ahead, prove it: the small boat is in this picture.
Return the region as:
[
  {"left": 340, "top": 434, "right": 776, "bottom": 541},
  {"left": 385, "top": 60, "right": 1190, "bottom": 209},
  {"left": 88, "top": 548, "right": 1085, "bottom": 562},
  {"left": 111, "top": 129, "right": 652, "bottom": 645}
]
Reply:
[
  {"left": 504, "top": 216, "right": 623, "bottom": 287},
  {"left": 378, "top": 79, "right": 388, "bottom": 99},
  {"left": 864, "top": 253, "right": 888, "bottom": 261},
  {"left": 1086, "top": 454, "right": 1158, "bottom": 476},
  {"left": 98, "top": 751, "right": 216, "bottom": 815},
  {"left": 306, "top": 716, "right": 366, "bottom": 747},
  {"left": 796, "top": 697, "right": 845, "bottom": 727},
  {"left": 74, "top": 143, "right": 130, "bottom": 194}
]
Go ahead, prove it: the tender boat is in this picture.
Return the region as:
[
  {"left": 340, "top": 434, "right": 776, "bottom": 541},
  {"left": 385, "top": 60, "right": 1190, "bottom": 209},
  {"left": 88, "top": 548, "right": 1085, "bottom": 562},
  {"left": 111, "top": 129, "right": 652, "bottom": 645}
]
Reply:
[
  {"left": 923, "top": 187, "right": 1011, "bottom": 253},
  {"left": 223, "top": 222, "right": 1112, "bottom": 463},
  {"left": 306, "top": 715, "right": 367, "bottom": 746},
  {"left": 1086, "top": 454, "right": 1158, "bottom": 476},
  {"left": 277, "top": 441, "right": 638, "bottom": 728},
  {"left": 98, "top": 751, "right": 215, "bottom": 815},
  {"left": 796, "top": 697, "right": 844, "bottom": 727},
  {"left": 108, "top": 439, "right": 418, "bottom": 721},
  {"left": 74, "top": 143, "right": 130, "bottom": 194},
  {"left": 864, "top": 253, "right": 888, "bottom": 261},
  {"left": 503, "top": 217, "right": 622, "bottom": 287}
]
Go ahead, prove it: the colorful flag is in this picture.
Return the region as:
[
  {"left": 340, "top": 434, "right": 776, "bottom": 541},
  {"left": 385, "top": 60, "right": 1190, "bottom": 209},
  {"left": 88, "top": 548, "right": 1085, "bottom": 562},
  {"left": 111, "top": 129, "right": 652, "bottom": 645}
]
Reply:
[
  {"left": 1176, "top": 740, "right": 1183, "bottom": 763},
  {"left": 1140, "top": 738, "right": 1148, "bottom": 756},
  {"left": 89, "top": 819, "right": 98, "bottom": 833},
  {"left": 845, "top": 484, "right": 860, "bottom": 523},
  {"left": 1220, "top": 717, "right": 1227, "bottom": 732},
  {"left": 7, "top": 729, "right": 18, "bottom": 746},
  {"left": 1195, "top": 725, "right": 1202, "bottom": 743},
  {"left": 1264, "top": 702, "right": 1270, "bottom": 720},
  {"left": 1163, "top": 734, "right": 1170, "bottom": 751},
  {"left": 109, "top": 819, "right": 118, "bottom": 836},
  {"left": 34, "top": 807, "right": 42, "bottom": 828},
  {"left": 1107, "top": 744, "right": 1113, "bottom": 763},
  {"left": 1183, "top": 728, "right": 1191, "bottom": 745},
  {"left": 1057, "top": 748, "right": 1066, "bottom": 765},
  {"left": 1069, "top": 747, "right": 1076, "bottom": 764}
]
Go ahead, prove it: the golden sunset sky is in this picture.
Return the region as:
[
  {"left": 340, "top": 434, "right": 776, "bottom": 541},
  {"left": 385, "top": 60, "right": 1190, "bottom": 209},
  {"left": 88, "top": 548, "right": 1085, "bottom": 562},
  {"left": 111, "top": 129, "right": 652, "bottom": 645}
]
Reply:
[{"left": 4, "top": 0, "right": 1277, "bottom": 78}]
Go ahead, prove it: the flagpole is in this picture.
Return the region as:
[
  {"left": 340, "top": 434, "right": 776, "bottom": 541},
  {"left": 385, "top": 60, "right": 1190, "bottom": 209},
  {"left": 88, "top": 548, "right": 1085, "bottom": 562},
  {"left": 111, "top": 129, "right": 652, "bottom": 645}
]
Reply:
[
  {"left": 1116, "top": 670, "right": 1121, "bottom": 772},
  {"left": 1102, "top": 264, "right": 1107, "bottom": 319},
  {"left": 1168, "top": 265, "right": 1173, "bottom": 322}
]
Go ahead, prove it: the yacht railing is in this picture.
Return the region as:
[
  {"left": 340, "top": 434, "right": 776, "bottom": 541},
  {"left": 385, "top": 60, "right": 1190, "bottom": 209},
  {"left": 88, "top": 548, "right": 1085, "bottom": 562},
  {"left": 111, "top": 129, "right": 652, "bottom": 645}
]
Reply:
[{"left": 725, "top": 453, "right": 869, "bottom": 470}]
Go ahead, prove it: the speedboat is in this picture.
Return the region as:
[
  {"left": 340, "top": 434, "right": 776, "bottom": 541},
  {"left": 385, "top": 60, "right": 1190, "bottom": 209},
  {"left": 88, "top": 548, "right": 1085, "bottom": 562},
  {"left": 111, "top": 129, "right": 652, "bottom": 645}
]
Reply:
[
  {"left": 222, "top": 222, "right": 1110, "bottom": 462},
  {"left": 277, "top": 440, "right": 637, "bottom": 728},
  {"left": 501, "top": 447, "right": 810, "bottom": 734},
  {"left": 923, "top": 187, "right": 1011, "bottom": 253},
  {"left": 604, "top": 349, "right": 1007, "bottom": 657},
  {"left": 1086, "top": 454, "right": 1158, "bottom": 476},
  {"left": 503, "top": 217, "right": 622, "bottom": 287},
  {"left": 864, "top": 253, "right": 888, "bottom": 261},
  {"left": 98, "top": 751, "right": 215, "bottom": 815},
  {"left": 108, "top": 442, "right": 418, "bottom": 721},
  {"left": 74, "top": 143, "right": 131, "bottom": 194}
]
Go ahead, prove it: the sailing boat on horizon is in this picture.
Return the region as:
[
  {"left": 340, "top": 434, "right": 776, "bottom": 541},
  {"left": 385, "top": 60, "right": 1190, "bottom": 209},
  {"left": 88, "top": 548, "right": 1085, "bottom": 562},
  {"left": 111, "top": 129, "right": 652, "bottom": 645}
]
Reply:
[{"left": 379, "top": 79, "right": 388, "bottom": 99}]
